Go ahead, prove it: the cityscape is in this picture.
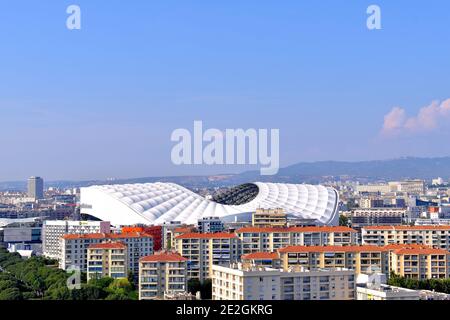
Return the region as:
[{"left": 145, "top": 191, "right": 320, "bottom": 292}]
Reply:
[
  {"left": 1, "top": 1, "right": 450, "bottom": 315},
  {"left": 1, "top": 174, "right": 450, "bottom": 301}
]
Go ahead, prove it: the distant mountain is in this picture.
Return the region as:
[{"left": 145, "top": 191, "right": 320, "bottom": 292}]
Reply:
[
  {"left": 234, "top": 157, "right": 450, "bottom": 183},
  {"left": 2, "top": 157, "right": 450, "bottom": 191}
]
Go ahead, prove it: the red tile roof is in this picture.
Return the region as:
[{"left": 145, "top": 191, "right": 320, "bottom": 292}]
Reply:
[
  {"left": 242, "top": 252, "right": 280, "bottom": 260},
  {"left": 363, "top": 225, "right": 450, "bottom": 231},
  {"left": 175, "top": 232, "right": 238, "bottom": 239},
  {"left": 236, "top": 226, "right": 357, "bottom": 233},
  {"left": 383, "top": 244, "right": 429, "bottom": 251},
  {"left": 278, "top": 245, "right": 388, "bottom": 253},
  {"left": 393, "top": 247, "right": 449, "bottom": 255},
  {"left": 140, "top": 252, "right": 188, "bottom": 263},
  {"left": 62, "top": 232, "right": 153, "bottom": 240},
  {"left": 88, "top": 242, "right": 127, "bottom": 250},
  {"left": 174, "top": 227, "right": 196, "bottom": 234}
]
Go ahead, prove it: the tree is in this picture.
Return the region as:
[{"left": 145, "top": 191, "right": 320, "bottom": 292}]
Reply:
[
  {"left": 187, "top": 278, "right": 201, "bottom": 295},
  {"left": 0, "top": 288, "right": 22, "bottom": 300},
  {"left": 339, "top": 215, "right": 349, "bottom": 226}
]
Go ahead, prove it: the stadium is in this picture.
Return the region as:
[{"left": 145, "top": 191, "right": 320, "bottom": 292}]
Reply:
[{"left": 80, "top": 182, "right": 339, "bottom": 226}]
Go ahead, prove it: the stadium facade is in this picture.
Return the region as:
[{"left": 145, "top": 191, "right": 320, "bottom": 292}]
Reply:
[{"left": 80, "top": 182, "right": 339, "bottom": 226}]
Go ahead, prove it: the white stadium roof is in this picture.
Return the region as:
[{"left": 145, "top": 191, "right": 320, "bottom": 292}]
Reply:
[{"left": 80, "top": 182, "right": 339, "bottom": 226}]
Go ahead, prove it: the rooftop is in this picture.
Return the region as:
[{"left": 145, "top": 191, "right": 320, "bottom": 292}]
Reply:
[
  {"left": 88, "top": 242, "right": 127, "bottom": 250},
  {"left": 278, "top": 245, "right": 388, "bottom": 253},
  {"left": 175, "top": 232, "right": 238, "bottom": 239},
  {"left": 364, "top": 225, "right": 450, "bottom": 231},
  {"left": 140, "top": 252, "right": 188, "bottom": 263},
  {"left": 242, "top": 252, "right": 280, "bottom": 260},
  {"left": 62, "top": 232, "right": 153, "bottom": 240},
  {"left": 236, "top": 226, "right": 357, "bottom": 233}
]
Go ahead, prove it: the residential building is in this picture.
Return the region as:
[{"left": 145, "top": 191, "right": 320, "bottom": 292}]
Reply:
[
  {"left": 350, "top": 209, "right": 405, "bottom": 229},
  {"left": 362, "top": 225, "right": 450, "bottom": 250},
  {"left": 241, "top": 252, "right": 281, "bottom": 268},
  {"left": 42, "top": 220, "right": 111, "bottom": 260},
  {"left": 390, "top": 180, "right": 425, "bottom": 195},
  {"left": 212, "top": 264, "right": 356, "bottom": 300},
  {"left": 197, "top": 217, "right": 224, "bottom": 233},
  {"left": 139, "top": 252, "right": 188, "bottom": 300},
  {"left": 87, "top": 242, "right": 128, "bottom": 281},
  {"left": 60, "top": 232, "right": 153, "bottom": 274},
  {"left": 122, "top": 225, "right": 163, "bottom": 251},
  {"left": 236, "top": 226, "right": 357, "bottom": 255},
  {"left": 359, "top": 198, "right": 385, "bottom": 209},
  {"left": 252, "top": 208, "right": 287, "bottom": 228},
  {"left": 386, "top": 244, "right": 449, "bottom": 279},
  {"left": 174, "top": 232, "right": 240, "bottom": 282},
  {"left": 356, "top": 184, "right": 390, "bottom": 194},
  {"left": 356, "top": 284, "right": 420, "bottom": 300},
  {"left": 278, "top": 245, "right": 389, "bottom": 276}
]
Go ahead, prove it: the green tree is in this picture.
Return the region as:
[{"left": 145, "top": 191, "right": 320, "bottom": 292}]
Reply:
[
  {"left": 339, "top": 215, "right": 349, "bottom": 226},
  {"left": 0, "top": 288, "right": 22, "bottom": 300}
]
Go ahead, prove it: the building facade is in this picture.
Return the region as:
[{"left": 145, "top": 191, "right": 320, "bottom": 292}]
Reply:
[
  {"left": 139, "top": 252, "right": 188, "bottom": 300},
  {"left": 386, "top": 244, "right": 449, "bottom": 279},
  {"left": 252, "top": 208, "right": 287, "bottom": 228},
  {"left": 212, "top": 264, "right": 356, "bottom": 300},
  {"left": 60, "top": 232, "right": 153, "bottom": 274},
  {"left": 197, "top": 217, "right": 224, "bottom": 233},
  {"left": 278, "top": 245, "right": 389, "bottom": 276},
  {"left": 28, "top": 176, "right": 44, "bottom": 200},
  {"left": 42, "top": 220, "right": 111, "bottom": 260},
  {"left": 174, "top": 233, "right": 241, "bottom": 282},
  {"left": 87, "top": 242, "right": 128, "bottom": 281},
  {"left": 236, "top": 226, "right": 357, "bottom": 255},
  {"left": 362, "top": 226, "right": 450, "bottom": 250}
]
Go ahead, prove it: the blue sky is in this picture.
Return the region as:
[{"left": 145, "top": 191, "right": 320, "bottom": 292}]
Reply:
[{"left": 1, "top": 0, "right": 450, "bottom": 181}]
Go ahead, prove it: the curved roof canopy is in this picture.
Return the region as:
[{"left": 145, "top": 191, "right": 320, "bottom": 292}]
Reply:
[{"left": 80, "top": 182, "right": 339, "bottom": 226}]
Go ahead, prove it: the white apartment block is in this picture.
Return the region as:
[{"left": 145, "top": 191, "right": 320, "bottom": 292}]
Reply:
[
  {"left": 236, "top": 226, "right": 357, "bottom": 255},
  {"left": 174, "top": 233, "right": 241, "bottom": 282},
  {"left": 212, "top": 264, "right": 356, "bottom": 300},
  {"left": 356, "top": 284, "right": 420, "bottom": 300},
  {"left": 60, "top": 232, "right": 153, "bottom": 274},
  {"left": 42, "top": 220, "right": 111, "bottom": 260},
  {"left": 139, "top": 252, "right": 188, "bottom": 300},
  {"left": 356, "top": 184, "right": 390, "bottom": 194},
  {"left": 362, "top": 226, "right": 450, "bottom": 250}
]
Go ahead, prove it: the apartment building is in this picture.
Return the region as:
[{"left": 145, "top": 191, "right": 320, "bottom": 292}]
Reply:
[
  {"left": 278, "top": 245, "right": 389, "bottom": 276},
  {"left": 356, "top": 284, "right": 420, "bottom": 300},
  {"left": 351, "top": 209, "right": 405, "bottom": 229},
  {"left": 42, "top": 220, "right": 111, "bottom": 259},
  {"left": 236, "top": 226, "right": 357, "bottom": 255},
  {"left": 252, "top": 208, "right": 287, "bottom": 228},
  {"left": 385, "top": 244, "right": 449, "bottom": 279},
  {"left": 139, "top": 252, "right": 188, "bottom": 300},
  {"left": 60, "top": 232, "right": 153, "bottom": 274},
  {"left": 212, "top": 264, "right": 356, "bottom": 300},
  {"left": 356, "top": 184, "right": 390, "bottom": 194},
  {"left": 241, "top": 252, "right": 281, "bottom": 268},
  {"left": 362, "top": 225, "right": 450, "bottom": 250},
  {"left": 174, "top": 232, "right": 240, "bottom": 282},
  {"left": 87, "top": 242, "right": 128, "bottom": 281},
  {"left": 197, "top": 217, "right": 224, "bottom": 233},
  {"left": 122, "top": 225, "right": 162, "bottom": 251}
]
